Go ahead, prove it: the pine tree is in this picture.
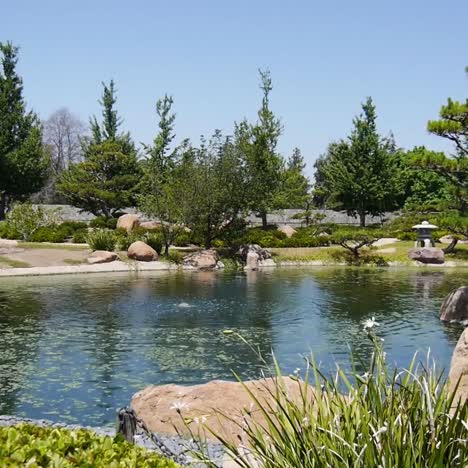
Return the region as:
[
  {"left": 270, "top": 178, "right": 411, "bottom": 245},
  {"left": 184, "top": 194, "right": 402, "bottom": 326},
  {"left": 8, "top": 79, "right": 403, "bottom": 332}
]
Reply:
[
  {"left": 57, "top": 80, "right": 140, "bottom": 217},
  {"left": 0, "top": 42, "right": 48, "bottom": 219}
]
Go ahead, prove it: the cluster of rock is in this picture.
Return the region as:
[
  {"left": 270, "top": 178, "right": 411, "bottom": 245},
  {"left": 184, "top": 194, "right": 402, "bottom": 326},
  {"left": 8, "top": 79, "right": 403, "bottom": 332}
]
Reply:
[
  {"left": 182, "top": 249, "right": 223, "bottom": 270},
  {"left": 237, "top": 244, "right": 275, "bottom": 270}
]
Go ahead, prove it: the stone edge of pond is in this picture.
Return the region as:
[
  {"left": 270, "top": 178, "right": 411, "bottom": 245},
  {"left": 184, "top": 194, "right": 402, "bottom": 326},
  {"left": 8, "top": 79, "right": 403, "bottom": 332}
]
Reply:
[
  {"left": 2, "top": 259, "right": 468, "bottom": 278},
  {"left": 0, "top": 415, "right": 225, "bottom": 467}
]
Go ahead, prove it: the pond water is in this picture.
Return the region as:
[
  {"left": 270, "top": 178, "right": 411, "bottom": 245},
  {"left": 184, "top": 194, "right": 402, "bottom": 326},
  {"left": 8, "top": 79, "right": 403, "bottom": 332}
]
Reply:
[{"left": 0, "top": 267, "right": 465, "bottom": 426}]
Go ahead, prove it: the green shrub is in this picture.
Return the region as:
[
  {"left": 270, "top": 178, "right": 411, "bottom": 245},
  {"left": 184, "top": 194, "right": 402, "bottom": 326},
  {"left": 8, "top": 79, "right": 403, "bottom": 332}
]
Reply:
[
  {"left": 6, "top": 203, "right": 61, "bottom": 241},
  {"left": 89, "top": 216, "right": 118, "bottom": 229},
  {"left": 144, "top": 232, "right": 164, "bottom": 255},
  {"left": 60, "top": 220, "right": 88, "bottom": 233},
  {"left": 330, "top": 249, "right": 388, "bottom": 266},
  {"left": 30, "top": 225, "right": 70, "bottom": 243},
  {"left": 188, "top": 333, "right": 468, "bottom": 468},
  {"left": 72, "top": 228, "right": 89, "bottom": 244},
  {"left": 173, "top": 232, "right": 192, "bottom": 247},
  {"left": 86, "top": 229, "right": 116, "bottom": 251},
  {"left": 0, "top": 221, "right": 20, "bottom": 240},
  {"left": 0, "top": 424, "right": 177, "bottom": 467}
]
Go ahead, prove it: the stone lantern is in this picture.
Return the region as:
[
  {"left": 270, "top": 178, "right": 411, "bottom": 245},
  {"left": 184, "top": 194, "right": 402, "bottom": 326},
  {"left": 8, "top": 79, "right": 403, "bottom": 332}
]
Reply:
[{"left": 412, "top": 221, "right": 438, "bottom": 247}]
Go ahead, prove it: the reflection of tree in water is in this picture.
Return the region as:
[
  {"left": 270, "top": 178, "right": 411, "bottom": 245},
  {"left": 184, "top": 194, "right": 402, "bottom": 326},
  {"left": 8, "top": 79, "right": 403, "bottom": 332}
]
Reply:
[{"left": 0, "top": 288, "right": 44, "bottom": 415}]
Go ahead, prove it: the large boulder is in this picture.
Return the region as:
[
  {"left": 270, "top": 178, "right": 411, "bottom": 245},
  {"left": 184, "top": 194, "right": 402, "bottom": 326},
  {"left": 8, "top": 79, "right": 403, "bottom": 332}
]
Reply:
[
  {"left": 278, "top": 224, "right": 296, "bottom": 238},
  {"left": 408, "top": 247, "right": 445, "bottom": 264},
  {"left": 238, "top": 244, "right": 275, "bottom": 270},
  {"left": 440, "top": 287, "right": 468, "bottom": 323},
  {"left": 448, "top": 328, "right": 468, "bottom": 406},
  {"left": 140, "top": 221, "right": 162, "bottom": 231},
  {"left": 183, "top": 249, "right": 222, "bottom": 270},
  {"left": 131, "top": 377, "right": 309, "bottom": 443},
  {"left": 87, "top": 250, "right": 118, "bottom": 264},
  {"left": 127, "top": 241, "right": 158, "bottom": 262},
  {"left": 117, "top": 214, "right": 140, "bottom": 232}
]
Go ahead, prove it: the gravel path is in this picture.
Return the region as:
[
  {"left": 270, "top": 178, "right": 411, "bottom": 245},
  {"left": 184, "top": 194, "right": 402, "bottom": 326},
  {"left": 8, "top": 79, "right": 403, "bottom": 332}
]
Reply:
[{"left": 0, "top": 415, "right": 225, "bottom": 467}]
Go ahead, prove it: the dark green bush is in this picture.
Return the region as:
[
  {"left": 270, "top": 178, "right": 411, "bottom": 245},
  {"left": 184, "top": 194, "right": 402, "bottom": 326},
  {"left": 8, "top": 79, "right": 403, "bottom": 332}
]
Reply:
[
  {"left": 30, "top": 225, "right": 70, "bottom": 243},
  {"left": 173, "top": 232, "right": 193, "bottom": 247},
  {"left": 89, "top": 216, "right": 118, "bottom": 229},
  {"left": 60, "top": 221, "right": 88, "bottom": 234},
  {"left": 72, "top": 228, "right": 89, "bottom": 244},
  {"left": 0, "top": 221, "right": 20, "bottom": 240},
  {"left": 145, "top": 232, "right": 164, "bottom": 255},
  {"left": 0, "top": 424, "right": 177, "bottom": 467},
  {"left": 86, "top": 229, "right": 116, "bottom": 251}
]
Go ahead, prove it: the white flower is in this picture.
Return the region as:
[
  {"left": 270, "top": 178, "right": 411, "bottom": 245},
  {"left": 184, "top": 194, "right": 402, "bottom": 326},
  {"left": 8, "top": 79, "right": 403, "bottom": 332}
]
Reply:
[
  {"left": 302, "top": 416, "right": 309, "bottom": 426},
  {"left": 170, "top": 400, "right": 189, "bottom": 411},
  {"left": 293, "top": 368, "right": 301, "bottom": 375},
  {"left": 361, "top": 372, "right": 370, "bottom": 380},
  {"left": 363, "top": 316, "right": 379, "bottom": 331}
]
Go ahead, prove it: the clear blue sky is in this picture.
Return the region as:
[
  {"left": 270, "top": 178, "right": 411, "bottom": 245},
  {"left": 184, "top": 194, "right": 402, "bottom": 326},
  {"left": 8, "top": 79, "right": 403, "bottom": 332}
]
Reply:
[{"left": 3, "top": 0, "right": 467, "bottom": 176}]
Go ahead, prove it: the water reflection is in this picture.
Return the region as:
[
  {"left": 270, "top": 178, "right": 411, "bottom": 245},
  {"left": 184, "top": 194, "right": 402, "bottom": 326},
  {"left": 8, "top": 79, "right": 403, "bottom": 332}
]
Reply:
[{"left": 0, "top": 267, "right": 465, "bottom": 426}]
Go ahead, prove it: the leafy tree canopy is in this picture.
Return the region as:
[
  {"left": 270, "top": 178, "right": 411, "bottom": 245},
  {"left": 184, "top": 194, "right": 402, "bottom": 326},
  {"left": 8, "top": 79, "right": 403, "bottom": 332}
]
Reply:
[{"left": 313, "top": 97, "right": 401, "bottom": 226}]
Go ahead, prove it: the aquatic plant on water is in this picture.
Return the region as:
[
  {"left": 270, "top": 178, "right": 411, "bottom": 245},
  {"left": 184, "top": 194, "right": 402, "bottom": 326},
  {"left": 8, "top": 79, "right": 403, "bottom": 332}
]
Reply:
[{"left": 183, "top": 323, "right": 468, "bottom": 467}]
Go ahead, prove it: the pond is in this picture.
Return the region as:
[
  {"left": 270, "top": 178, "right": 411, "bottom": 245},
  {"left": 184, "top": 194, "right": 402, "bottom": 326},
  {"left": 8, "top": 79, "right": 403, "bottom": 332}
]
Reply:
[{"left": 0, "top": 267, "right": 465, "bottom": 427}]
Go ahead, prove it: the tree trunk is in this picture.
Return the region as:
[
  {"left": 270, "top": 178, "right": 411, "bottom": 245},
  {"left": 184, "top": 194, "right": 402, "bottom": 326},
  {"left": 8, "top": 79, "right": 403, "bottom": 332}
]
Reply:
[
  {"left": 261, "top": 211, "right": 268, "bottom": 229},
  {"left": 359, "top": 211, "right": 366, "bottom": 227},
  {"left": 443, "top": 238, "right": 458, "bottom": 254},
  {"left": 0, "top": 192, "right": 7, "bottom": 221}
]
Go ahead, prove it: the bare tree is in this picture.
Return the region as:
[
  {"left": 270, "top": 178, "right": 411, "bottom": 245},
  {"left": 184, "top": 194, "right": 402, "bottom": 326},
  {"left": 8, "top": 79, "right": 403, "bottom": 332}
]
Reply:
[
  {"left": 35, "top": 108, "right": 86, "bottom": 202},
  {"left": 44, "top": 107, "right": 86, "bottom": 172}
]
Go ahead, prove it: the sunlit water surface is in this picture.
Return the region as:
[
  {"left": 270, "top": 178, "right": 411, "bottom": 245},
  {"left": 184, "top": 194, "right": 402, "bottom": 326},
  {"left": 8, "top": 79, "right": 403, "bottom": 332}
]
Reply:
[{"left": 0, "top": 267, "right": 464, "bottom": 426}]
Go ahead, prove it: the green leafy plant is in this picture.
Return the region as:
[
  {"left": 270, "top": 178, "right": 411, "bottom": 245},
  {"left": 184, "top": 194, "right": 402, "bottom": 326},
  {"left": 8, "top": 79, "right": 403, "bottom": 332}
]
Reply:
[
  {"left": 0, "top": 424, "right": 177, "bottom": 467},
  {"left": 72, "top": 228, "right": 89, "bottom": 244},
  {"left": 144, "top": 232, "right": 164, "bottom": 255},
  {"left": 89, "top": 216, "right": 118, "bottom": 229},
  {"left": 29, "top": 225, "right": 70, "bottom": 243},
  {"left": 186, "top": 330, "right": 468, "bottom": 468},
  {"left": 85, "top": 229, "right": 116, "bottom": 251},
  {"left": 5, "top": 203, "right": 61, "bottom": 241}
]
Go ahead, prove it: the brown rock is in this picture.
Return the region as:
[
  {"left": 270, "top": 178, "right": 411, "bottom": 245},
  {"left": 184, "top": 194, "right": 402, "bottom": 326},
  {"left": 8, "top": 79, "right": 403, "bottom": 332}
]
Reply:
[
  {"left": 87, "top": 250, "right": 118, "bottom": 264},
  {"left": 278, "top": 224, "right": 297, "bottom": 238},
  {"left": 448, "top": 328, "right": 468, "bottom": 406},
  {"left": 127, "top": 241, "right": 158, "bottom": 262},
  {"left": 440, "top": 287, "right": 468, "bottom": 323},
  {"left": 408, "top": 247, "right": 445, "bottom": 264},
  {"left": 117, "top": 214, "right": 140, "bottom": 232},
  {"left": 131, "top": 377, "right": 311, "bottom": 443},
  {"left": 183, "top": 249, "right": 220, "bottom": 269},
  {"left": 140, "top": 221, "right": 162, "bottom": 230}
]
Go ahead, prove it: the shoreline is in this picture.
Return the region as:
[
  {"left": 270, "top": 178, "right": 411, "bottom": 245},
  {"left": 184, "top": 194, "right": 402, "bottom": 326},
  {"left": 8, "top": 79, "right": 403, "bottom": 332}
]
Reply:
[{"left": 1, "top": 258, "right": 468, "bottom": 277}]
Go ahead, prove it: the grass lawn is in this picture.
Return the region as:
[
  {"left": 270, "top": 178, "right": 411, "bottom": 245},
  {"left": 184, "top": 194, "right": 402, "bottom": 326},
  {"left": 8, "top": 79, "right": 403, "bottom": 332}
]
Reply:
[
  {"left": 0, "top": 256, "right": 30, "bottom": 268},
  {"left": 19, "top": 242, "right": 89, "bottom": 250},
  {"left": 272, "top": 241, "right": 468, "bottom": 266}
]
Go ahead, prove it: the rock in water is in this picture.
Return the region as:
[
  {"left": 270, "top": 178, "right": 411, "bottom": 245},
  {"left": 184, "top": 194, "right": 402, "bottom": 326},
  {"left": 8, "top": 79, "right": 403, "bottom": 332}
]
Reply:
[
  {"left": 238, "top": 244, "right": 275, "bottom": 270},
  {"left": 117, "top": 214, "right": 140, "bottom": 232},
  {"left": 448, "top": 328, "right": 468, "bottom": 406},
  {"left": 131, "top": 377, "right": 308, "bottom": 444},
  {"left": 182, "top": 249, "right": 220, "bottom": 270},
  {"left": 127, "top": 241, "right": 158, "bottom": 262},
  {"left": 87, "top": 250, "right": 118, "bottom": 264},
  {"left": 408, "top": 247, "right": 445, "bottom": 264},
  {"left": 440, "top": 286, "right": 468, "bottom": 323}
]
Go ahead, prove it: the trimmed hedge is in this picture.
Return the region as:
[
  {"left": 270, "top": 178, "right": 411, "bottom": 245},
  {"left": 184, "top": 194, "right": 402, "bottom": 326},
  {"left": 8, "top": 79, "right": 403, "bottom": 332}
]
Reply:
[{"left": 0, "top": 424, "right": 178, "bottom": 467}]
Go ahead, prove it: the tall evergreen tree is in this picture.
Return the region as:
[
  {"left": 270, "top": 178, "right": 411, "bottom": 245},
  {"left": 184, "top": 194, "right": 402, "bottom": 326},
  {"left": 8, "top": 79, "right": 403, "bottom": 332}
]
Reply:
[
  {"left": 57, "top": 80, "right": 140, "bottom": 216},
  {"left": 241, "top": 69, "right": 283, "bottom": 228},
  {"left": 314, "top": 98, "right": 400, "bottom": 226},
  {"left": 0, "top": 42, "right": 48, "bottom": 219}
]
